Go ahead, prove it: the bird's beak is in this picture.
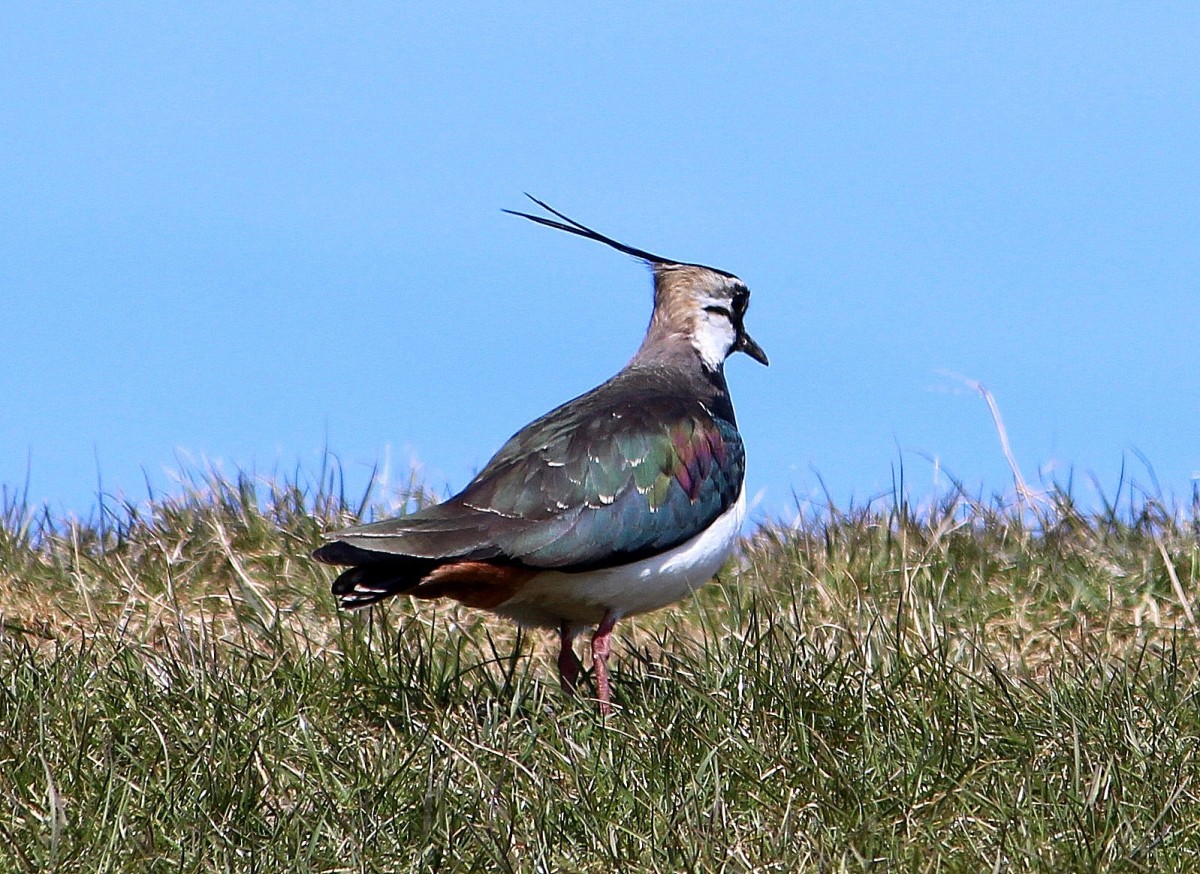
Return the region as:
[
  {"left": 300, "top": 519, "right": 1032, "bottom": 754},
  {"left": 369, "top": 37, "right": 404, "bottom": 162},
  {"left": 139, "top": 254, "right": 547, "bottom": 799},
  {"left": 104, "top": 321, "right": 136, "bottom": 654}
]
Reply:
[{"left": 736, "top": 331, "right": 769, "bottom": 366}]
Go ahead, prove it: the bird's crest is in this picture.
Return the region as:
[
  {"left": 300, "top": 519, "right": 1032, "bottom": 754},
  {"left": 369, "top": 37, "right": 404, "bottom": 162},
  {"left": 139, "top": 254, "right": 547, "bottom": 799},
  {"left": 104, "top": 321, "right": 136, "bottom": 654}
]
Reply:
[{"left": 504, "top": 194, "right": 735, "bottom": 278}]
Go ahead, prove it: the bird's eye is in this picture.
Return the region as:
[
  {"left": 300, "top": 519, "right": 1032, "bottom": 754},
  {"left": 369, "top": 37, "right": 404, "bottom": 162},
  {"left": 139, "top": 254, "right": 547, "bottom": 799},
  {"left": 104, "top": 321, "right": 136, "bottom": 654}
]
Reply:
[{"left": 704, "top": 305, "right": 732, "bottom": 319}]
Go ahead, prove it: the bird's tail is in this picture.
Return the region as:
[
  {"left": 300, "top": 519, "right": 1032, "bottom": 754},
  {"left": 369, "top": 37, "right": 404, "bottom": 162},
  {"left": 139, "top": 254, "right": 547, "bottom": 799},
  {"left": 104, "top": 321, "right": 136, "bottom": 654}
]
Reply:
[{"left": 312, "top": 542, "right": 438, "bottom": 610}]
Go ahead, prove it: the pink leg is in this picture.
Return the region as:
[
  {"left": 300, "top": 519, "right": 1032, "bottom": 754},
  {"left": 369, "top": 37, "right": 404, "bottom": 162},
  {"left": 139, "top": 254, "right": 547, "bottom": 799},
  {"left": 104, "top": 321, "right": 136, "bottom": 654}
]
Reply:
[
  {"left": 558, "top": 623, "right": 583, "bottom": 694},
  {"left": 591, "top": 611, "right": 620, "bottom": 715}
]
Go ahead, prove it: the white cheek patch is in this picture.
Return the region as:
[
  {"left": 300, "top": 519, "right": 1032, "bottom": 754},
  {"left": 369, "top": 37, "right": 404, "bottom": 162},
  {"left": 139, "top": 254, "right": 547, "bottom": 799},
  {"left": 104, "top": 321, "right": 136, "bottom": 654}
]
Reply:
[{"left": 691, "top": 310, "right": 737, "bottom": 370}]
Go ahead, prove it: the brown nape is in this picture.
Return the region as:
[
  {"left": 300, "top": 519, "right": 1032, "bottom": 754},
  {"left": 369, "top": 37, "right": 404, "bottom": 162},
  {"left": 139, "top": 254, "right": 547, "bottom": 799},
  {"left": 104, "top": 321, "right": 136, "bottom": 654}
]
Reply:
[
  {"left": 651, "top": 265, "right": 713, "bottom": 324},
  {"left": 411, "top": 561, "right": 537, "bottom": 609}
]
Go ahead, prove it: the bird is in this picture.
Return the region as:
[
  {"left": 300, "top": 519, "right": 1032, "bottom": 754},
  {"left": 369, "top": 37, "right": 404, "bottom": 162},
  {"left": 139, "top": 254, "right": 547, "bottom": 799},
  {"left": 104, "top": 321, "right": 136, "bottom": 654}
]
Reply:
[{"left": 313, "top": 196, "right": 768, "bottom": 713}]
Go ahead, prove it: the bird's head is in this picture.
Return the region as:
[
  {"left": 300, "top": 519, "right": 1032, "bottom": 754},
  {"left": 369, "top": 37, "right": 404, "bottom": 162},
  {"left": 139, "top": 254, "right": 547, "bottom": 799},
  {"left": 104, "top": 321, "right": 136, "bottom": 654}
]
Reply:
[
  {"left": 648, "top": 263, "right": 768, "bottom": 371},
  {"left": 505, "top": 195, "right": 768, "bottom": 373}
]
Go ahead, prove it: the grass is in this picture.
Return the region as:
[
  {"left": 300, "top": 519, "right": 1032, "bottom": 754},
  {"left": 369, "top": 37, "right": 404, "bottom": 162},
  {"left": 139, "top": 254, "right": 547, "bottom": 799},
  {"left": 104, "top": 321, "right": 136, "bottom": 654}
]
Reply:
[{"left": 3, "top": 464, "right": 1200, "bottom": 872}]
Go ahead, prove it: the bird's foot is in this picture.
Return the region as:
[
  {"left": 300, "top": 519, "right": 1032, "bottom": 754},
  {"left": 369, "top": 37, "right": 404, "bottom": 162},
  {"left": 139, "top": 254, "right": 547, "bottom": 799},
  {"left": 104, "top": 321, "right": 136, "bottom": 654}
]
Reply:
[
  {"left": 591, "top": 611, "right": 619, "bottom": 716},
  {"left": 558, "top": 623, "right": 583, "bottom": 694}
]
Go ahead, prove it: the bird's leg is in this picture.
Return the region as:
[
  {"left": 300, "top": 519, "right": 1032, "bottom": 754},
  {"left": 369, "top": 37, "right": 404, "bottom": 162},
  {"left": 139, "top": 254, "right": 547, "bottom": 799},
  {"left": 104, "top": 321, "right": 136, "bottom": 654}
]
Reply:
[
  {"left": 558, "top": 623, "right": 583, "bottom": 694},
  {"left": 591, "top": 611, "right": 620, "bottom": 715}
]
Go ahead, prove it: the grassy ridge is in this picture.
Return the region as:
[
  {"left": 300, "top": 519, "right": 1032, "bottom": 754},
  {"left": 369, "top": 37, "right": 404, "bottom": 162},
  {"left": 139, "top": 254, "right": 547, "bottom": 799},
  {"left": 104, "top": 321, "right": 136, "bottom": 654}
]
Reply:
[{"left": 2, "top": 469, "right": 1200, "bottom": 872}]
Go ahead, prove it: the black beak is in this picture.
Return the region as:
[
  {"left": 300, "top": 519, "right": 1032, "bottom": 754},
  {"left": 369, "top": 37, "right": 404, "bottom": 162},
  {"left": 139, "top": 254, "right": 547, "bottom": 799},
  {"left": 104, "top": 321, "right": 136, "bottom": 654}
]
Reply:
[{"left": 736, "top": 331, "right": 769, "bottom": 366}]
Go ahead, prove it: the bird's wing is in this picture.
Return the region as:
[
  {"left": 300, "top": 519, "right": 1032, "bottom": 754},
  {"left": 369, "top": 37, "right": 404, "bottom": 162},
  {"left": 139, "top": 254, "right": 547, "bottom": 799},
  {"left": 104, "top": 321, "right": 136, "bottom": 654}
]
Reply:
[{"left": 327, "top": 389, "right": 745, "bottom": 572}]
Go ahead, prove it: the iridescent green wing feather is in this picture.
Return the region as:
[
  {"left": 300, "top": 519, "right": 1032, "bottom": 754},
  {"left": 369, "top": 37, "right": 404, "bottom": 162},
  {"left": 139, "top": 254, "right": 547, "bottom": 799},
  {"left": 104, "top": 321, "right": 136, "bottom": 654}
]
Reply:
[
  {"left": 329, "top": 371, "right": 744, "bottom": 572},
  {"left": 455, "top": 395, "right": 744, "bottom": 570}
]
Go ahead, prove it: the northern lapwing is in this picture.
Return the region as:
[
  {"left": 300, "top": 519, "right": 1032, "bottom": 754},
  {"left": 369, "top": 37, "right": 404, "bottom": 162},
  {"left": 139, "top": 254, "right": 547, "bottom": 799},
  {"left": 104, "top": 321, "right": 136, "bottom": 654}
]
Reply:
[{"left": 314, "top": 197, "right": 768, "bottom": 713}]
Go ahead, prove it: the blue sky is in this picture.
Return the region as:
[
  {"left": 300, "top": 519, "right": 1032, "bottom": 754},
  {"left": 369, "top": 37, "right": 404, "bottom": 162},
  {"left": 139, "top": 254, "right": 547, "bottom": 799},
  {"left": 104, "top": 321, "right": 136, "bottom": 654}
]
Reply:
[{"left": 3, "top": 5, "right": 1199, "bottom": 523}]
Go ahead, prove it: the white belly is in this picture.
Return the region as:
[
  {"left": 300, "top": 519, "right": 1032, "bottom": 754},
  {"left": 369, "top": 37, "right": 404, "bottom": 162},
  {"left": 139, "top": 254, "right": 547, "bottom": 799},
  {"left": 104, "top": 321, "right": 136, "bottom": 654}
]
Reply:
[{"left": 495, "top": 490, "right": 746, "bottom": 629}]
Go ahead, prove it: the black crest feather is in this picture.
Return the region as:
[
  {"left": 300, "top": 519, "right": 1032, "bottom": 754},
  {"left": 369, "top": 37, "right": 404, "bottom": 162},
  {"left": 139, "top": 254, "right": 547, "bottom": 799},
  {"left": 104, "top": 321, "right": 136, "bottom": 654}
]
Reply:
[{"left": 504, "top": 194, "right": 678, "bottom": 266}]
